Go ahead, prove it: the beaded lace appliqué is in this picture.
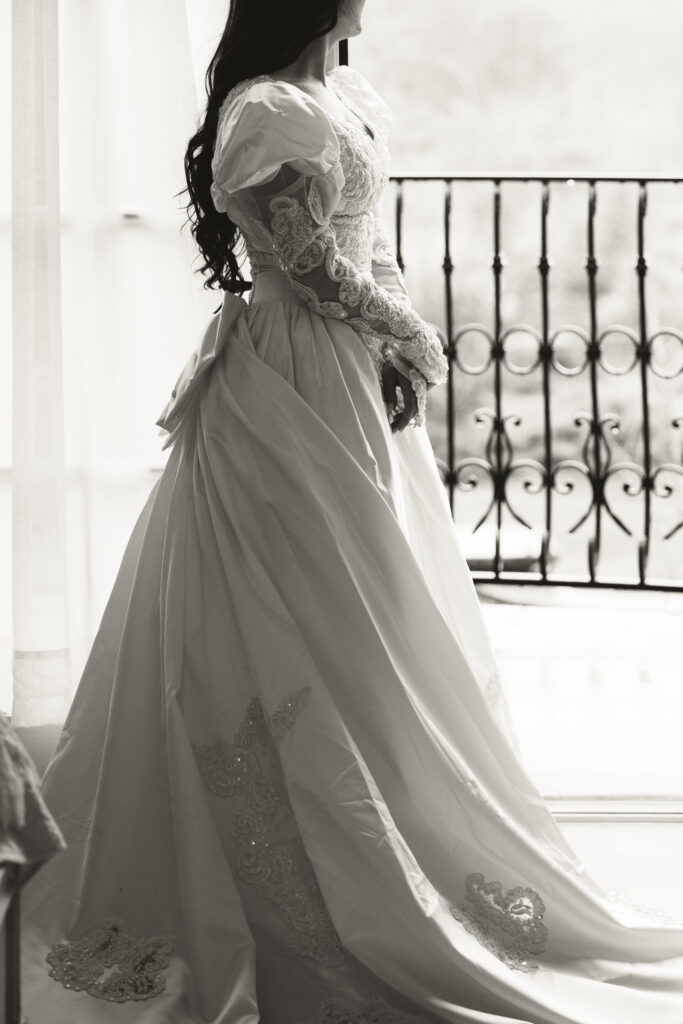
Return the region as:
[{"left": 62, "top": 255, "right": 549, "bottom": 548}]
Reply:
[
  {"left": 46, "top": 917, "right": 173, "bottom": 1002},
  {"left": 270, "top": 687, "right": 312, "bottom": 742},
  {"left": 192, "top": 687, "right": 347, "bottom": 966},
  {"left": 449, "top": 872, "right": 549, "bottom": 971},
  {"left": 335, "top": 125, "right": 379, "bottom": 208}
]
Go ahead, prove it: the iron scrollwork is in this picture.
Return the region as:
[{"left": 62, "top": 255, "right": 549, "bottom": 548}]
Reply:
[{"left": 392, "top": 174, "right": 683, "bottom": 587}]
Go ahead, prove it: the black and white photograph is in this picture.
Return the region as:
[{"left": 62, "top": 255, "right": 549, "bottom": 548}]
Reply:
[{"left": 2, "top": 1, "right": 683, "bottom": 1021}]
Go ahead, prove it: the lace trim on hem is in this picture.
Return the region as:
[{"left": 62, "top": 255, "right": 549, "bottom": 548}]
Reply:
[
  {"left": 449, "top": 871, "right": 549, "bottom": 972},
  {"left": 46, "top": 918, "right": 173, "bottom": 1002}
]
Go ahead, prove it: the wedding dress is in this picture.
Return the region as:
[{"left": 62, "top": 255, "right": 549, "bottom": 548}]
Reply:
[{"left": 20, "top": 64, "right": 683, "bottom": 1024}]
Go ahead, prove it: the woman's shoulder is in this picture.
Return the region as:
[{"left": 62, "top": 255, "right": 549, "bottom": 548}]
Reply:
[
  {"left": 217, "top": 73, "right": 326, "bottom": 127},
  {"left": 217, "top": 66, "right": 392, "bottom": 135},
  {"left": 328, "top": 64, "right": 393, "bottom": 138}
]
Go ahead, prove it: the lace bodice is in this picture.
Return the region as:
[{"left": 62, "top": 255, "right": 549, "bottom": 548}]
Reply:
[{"left": 210, "top": 65, "right": 448, "bottom": 413}]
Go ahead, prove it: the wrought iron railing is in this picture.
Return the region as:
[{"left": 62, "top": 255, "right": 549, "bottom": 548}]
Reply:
[{"left": 388, "top": 175, "right": 683, "bottom": 590}]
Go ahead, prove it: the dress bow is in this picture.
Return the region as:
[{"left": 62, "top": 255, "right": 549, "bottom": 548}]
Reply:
[{"left": 156, "top": 291, "right": 249, "bottom": 447}]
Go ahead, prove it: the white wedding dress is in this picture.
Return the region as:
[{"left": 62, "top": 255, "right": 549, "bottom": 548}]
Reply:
[{"left": 21, "top": 64, "right": 683, "bottom": 1024}]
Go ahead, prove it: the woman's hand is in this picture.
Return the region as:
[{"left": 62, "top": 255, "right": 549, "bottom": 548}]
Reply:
[{"left": 381, "top": 359, "right": 417, "bottom": 432}]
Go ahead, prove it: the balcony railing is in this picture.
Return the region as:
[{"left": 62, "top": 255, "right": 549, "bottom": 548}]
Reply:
[{"left": 388, "top": 174, "right": 683, "bottom": 591}]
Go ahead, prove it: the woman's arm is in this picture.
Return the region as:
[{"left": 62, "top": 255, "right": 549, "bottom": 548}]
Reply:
[{"left": 249, "top": 166, "right": 449, "bottom": 396}]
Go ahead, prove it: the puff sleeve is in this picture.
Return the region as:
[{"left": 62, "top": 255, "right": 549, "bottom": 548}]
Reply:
[
  {"left": 211, "top": 79, "right": 448, "bottom": 400},
  {"left": 210, "top": 79, "right": 343, "bottom": 202}
]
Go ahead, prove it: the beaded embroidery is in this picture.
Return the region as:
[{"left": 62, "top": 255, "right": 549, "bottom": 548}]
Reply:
[
  {"left": 449, "top": 872, "right": 549, "bottom": 971},
  {"left": 46, "top": 917, "right": 172, "bottom": 1002},
  {"left": 192, "top": 688, "right": 346, "bottom": 966},
  {"left": 270, "top": 686, "right": 312, "bottom": 742}
]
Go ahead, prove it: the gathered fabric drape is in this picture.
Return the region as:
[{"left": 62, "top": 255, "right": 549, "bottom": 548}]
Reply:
[{"left": 6, "top": 0, "right": 233, "bottom": 725}]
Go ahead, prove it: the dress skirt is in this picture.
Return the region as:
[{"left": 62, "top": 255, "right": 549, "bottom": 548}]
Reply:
[{"left": 20, "top": 272, "right": 683, "bottom": 1023}]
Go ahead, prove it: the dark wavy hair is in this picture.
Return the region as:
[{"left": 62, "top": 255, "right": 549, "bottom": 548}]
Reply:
[{"left": 180, "top": 0, "right": 342, "bottom": 294}]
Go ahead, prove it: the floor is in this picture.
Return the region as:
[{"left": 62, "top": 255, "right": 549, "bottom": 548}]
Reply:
[
  {"left": 480, "top": 588, "right": 683, "bottom": 798},
  {"left": 478, "top": 584, "right": 683, "bottom": 921},
  {"left": 557, "top": 821, "right": 683, "bottom": 922}
]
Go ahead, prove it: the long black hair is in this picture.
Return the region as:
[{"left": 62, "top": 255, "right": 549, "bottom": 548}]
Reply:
[{"left": 181, "top": 0, "right": 341, "bottom": 294}]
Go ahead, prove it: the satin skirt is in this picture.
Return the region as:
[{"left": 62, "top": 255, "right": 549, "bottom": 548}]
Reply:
[{"left": 21, "top": 271, "right": 683, "bottom": 1023}]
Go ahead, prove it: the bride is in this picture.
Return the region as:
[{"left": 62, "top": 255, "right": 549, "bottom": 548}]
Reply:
[{"left": 20, "top": 1, "right": 683, "bottom": 1021}]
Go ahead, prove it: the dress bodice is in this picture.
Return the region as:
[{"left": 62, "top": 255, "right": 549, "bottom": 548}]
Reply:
[{"left": 212, "top": 67, "right": 392, "bottom": 277}]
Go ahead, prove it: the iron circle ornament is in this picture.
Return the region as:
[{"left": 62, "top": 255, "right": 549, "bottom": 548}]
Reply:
[
  {"left": 549, "top": 325, "right": 590, "bottom": 376},
  {"left": 501, "top": 324, "right": 543, "bottom": 376},
  {"left": 648, "top": 328, "right": 683, "bottom": 380},
  {"left": 597, "top": 325, "right": 640, "bottom": 376},
  {"left": 452, "top": 323, "right": 495, "bottom": 375}
]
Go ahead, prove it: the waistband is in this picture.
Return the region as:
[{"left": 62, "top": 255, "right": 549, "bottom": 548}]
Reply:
[{"left": 248, "top": 269, "right": 310, "bottom": 310}]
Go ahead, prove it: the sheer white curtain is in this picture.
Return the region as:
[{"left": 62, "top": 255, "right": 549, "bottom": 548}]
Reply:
[
  {"left": 11, "top": 0, "right": 69, "bottom": 727},
  {"left": 5, "top": 0, "right": 230, "bottom": 726}
]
